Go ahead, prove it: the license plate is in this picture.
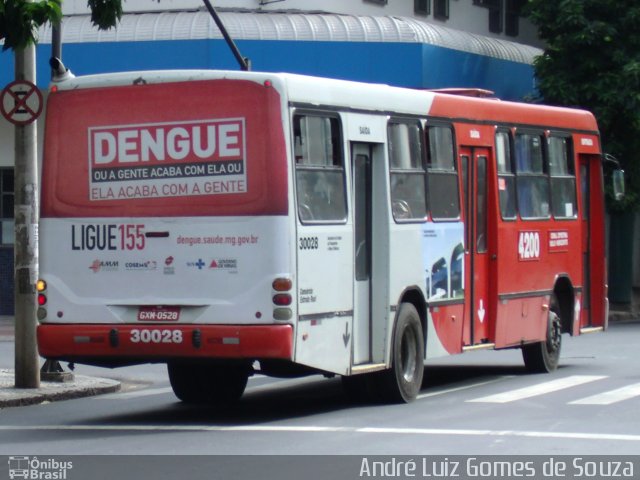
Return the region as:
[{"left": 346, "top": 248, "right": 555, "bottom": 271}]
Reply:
[{"left": 137, "top": 306, "right": 181, "bottom": 322}]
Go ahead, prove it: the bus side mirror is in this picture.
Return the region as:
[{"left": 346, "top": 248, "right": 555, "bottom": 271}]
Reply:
[{"left": 612, "top": 169, "right": 625, "bottom": 201}]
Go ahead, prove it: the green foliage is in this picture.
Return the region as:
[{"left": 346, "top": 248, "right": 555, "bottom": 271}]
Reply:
[
  {"left": 0, "top": 0, "right": 123, "bottom": 51},
  {"left": 526, "top": 0, "right": 640, "bottom": 211},
  {"left": 0, "top": 0, "right": 62, "bottom": 50},
  {"left": 87, "top": 0, "right": 122, "bottom": 30}
]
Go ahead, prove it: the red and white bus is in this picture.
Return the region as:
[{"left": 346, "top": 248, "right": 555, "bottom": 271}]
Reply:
[{"left": 37, "top": 70, "right": 611, "bottom": 403}]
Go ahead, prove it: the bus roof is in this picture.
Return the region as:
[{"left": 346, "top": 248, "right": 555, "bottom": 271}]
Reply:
[{"left": 51, "top": 69, "right": 598, "bottom": 133}]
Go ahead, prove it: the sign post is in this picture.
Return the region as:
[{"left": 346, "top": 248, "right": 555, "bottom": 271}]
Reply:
[
  {"left": 1, "top": 80, "right": 43, "bottom": 126},
  {"left": 11, "top": 43, "right": 41, "bottom": 388}
]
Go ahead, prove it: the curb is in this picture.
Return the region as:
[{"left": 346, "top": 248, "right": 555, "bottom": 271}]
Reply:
[{"left": 0, "top": 369, "right": 121, "bottom": 408}]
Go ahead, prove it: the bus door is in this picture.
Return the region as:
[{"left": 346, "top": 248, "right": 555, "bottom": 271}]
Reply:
[
  {"left": 579, "top": 157, "right": 591, "bottom": 327},
  {"left": 293, "top": 112, "right": 353, "bottom": 375},
  {"left": 579, "top": 154, "right": 607, "bottom": 329},
  {"left": 460, "top": 146, "right": 491, "bottom": 345},
  {"left": 351, "top": 142, "right": 389, "bottom": 365}
]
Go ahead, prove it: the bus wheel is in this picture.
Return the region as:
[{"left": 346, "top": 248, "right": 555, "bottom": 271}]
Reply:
[
  {"left": 522, "top": 299, "right": 562, "bottom": 373},
  {"left": 372, "top": 303, "right": 425, "bottom": 403},
  {"left": 167, "top": 362, "right": 249, "bottom": 405}
]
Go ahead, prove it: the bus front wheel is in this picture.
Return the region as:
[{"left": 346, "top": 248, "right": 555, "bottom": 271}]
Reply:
[
  {"left": 167, "top": 361, "right": 249, "bottom": 405},
  {"left": 372, "top": 303, "right": 425, "bottom": 403},
  {"left": 522, "top": 299, "right": 562, "bottom": 373}
]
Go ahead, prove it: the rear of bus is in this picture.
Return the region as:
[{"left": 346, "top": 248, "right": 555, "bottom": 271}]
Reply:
[{"left": 37, "top": 71, "right": 295, "bottom": 401}]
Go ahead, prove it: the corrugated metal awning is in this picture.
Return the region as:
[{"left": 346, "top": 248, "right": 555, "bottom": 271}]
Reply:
[{"left": 36, "top": 10, "right": 541, "bottom": 64}]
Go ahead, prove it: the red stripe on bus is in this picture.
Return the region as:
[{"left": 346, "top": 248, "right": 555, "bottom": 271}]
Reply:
[{"left": 37, "top": 324, "right": 293, "bottom": 360}]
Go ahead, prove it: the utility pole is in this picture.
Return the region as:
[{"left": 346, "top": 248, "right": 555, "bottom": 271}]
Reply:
[{"left": 13, "top": 39, "right": 40, "bottom": 389}]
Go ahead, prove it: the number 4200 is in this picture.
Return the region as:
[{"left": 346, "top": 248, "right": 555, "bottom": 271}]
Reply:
[{"left": 518, "top": 231, "right": 540, "bottom": 261}]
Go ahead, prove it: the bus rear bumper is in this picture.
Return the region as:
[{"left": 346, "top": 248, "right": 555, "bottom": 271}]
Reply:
[{"left": 37, "top": 324, "right": 293, "bottom": 362}]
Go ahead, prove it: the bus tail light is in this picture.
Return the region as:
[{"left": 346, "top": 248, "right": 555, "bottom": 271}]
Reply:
[
  {"left": 272, "top": 277, "right": 292, "bottom": 292},
  {"left": 273, "top": 294, "right": 292, "bottom": 306},
  {"left": 37, "top": 279, "right": 47, "bottom": 320},
  {"left": 273, "top": 308, "right": 292, "bottom": 321},
  {"left": 272, "top": 277, "right": 293, "bottom": 321}
]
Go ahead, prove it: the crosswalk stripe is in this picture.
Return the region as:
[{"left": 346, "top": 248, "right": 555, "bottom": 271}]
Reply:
[
  {"left": 467, "top": 375, "right": 607, "bottom": 403},
  {"left": 569, "top": 382, "right": 640, "bottom": 405},
  {"left": 417, "top": 376, "right": 514, "bottom": 400}
]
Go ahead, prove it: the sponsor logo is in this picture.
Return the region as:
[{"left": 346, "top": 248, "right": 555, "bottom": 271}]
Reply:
[
  {"left": 124, "top": 260, "right": 157, "bottom": 271},
  {"left": 163, "top": 256, "right": 175, "bottom": 275},
  {"left": 186, "top": 259, "right": 206, "bottom": 270},
  {"left": 89, "top": 260, "right": 119, "bottom": 273},
  {"left": 209, "top": 259, "right": 238, "bottom": 271}
]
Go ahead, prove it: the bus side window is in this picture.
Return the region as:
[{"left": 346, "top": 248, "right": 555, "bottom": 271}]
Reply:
[
  {"left": 388, "top": 120, "right": 427, "bottom": 221},
  {"left": 548, "top": 135, "right": 577, "bottom": 219},
  {"left": 426, "top": 125, "right": 460, "bottom": 220},
  {"left": 514, "top": 132, "right": 550, "bottom": 219},
  {"left": 496, "top": 130, "right": 517, "bottom": 220},
  {"left": 293, "top": 114, "right": 347, "bottom": 223}
]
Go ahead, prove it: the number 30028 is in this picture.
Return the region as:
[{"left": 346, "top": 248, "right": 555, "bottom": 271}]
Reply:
[{"left": 130, "top": 329, "right": 183, "bottom": 344}]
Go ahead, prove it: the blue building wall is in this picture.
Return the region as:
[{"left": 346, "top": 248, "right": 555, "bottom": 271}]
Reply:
[{"left": 1, "top": 39, "right": 535, "bottom": 100}]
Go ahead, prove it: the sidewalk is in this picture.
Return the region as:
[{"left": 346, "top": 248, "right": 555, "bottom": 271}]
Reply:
[
  {"left": 0, "top": 369, "right": 121, "bottom": 408},
  {"left": 0, "top": 316, "right": 121, "bottom": 408}
]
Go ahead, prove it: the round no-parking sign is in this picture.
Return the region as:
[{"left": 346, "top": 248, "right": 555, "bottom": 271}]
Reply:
[{"left": 1, "top": 80, "right": 43, "bottom": 125}]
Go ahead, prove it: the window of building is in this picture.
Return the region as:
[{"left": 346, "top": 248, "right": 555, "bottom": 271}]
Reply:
[
  {"left": 488, "top": 3, "right": 503, "bottom": 33},
  {"left": 515, "top": 132, "right": 550, "bottom": 219},
  {"left": 415, "top": 0, "right": 430, "bottom": 15},
  {"left": 426, "top": 125, "right": 460, "bottom": 219},
  {"left": 433, "top": 0, "right": 449, "bottom": 20},
  {"left": 505, "top": 0, "right": 526, "bottom": 36},
  {"left": 364, "top": 0, "right": 387, "bottom": 4},
  {"left": 495, "top": 130, "right": 516, "bottom": 219},
  {"left": 0, "top": 169, "right": 14, "bottom": 245},
  {"left": 388, "top": 120, "right": 427, "bottom": 221},
  {"left": 548, "top": 135, "right": 577, "bottom": 219},
  {"left": 293, "top": 114, "right": 347, "bottom": 223},
  {"left": 474, "top": 0, "right": 504, "bottom": 34}
]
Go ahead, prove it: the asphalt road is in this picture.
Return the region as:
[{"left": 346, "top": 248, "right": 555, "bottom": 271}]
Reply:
[{"left": 1, "top": 320, "right": 639, "bottom": 457}]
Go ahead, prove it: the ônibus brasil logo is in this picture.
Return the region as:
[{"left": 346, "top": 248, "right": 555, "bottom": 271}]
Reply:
[{"left": 8, "top": 456, "right": 73, "bottom": 480}]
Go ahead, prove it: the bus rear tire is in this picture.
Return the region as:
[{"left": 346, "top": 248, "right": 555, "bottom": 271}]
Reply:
[
  {"left": 371, "top": 303, "right": 424, "bottom": 403},
  {"left": 168, "top": 361, "right": 249, "bottom": 405},
  {"left": 522, "top": 300, "right": 562, "bottom": 373}
]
